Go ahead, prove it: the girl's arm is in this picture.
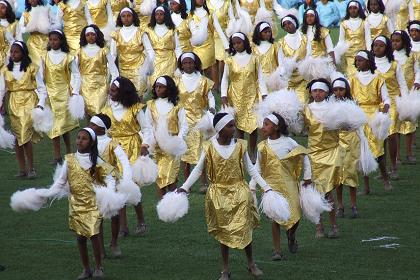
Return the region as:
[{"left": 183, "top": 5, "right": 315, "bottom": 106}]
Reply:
[
  {"left": 257, "top": 63, "right": 268, "bottom": 97},
  {"left": 106, "top": 51, "right": 119, "bottom": 81},
  {"left": 325, "top": 33, "right": 335, "bottom": 64},
  {"left": 110, "top": 37, "right": 118, "bottom": 57},
  {"left": 143, "top": 106, "right": 157, "bottom": 148},
  {"left": 207, "top": 89, "right": 216, "bottom": 112},
  {"left": 15, "top": 16, "right": 25, "bottom": 40},
  {"left": 220, "top": 63, "right": 229, "bottom": 104},
  {"left": 70, "top": 58, "right": 81, "bottom": 95},
  {"left": 363, "top": 20, "right": 372, "bottom": 50},
  {"left": 409, "top": 1, "right": 415, "bottom": 21},
  {"left": 35, "top": 64, "right": 48, "bottom": 108},
  {"left": 177, "top": 108, "right": 189, "bottom": 139},
  {"left": 174, "top": 32, "right": 182, "bottom": 59},
  {"left": 54, "top": 4, "right": 64, "bottom": 30},
  {"left": 85, "top": 3, "right": 94, "bottom": 25},
  {"left": 0, "top": 73, "right": 6, "bottom": 108},
  {"left": 338, "top": 22, "right": 345, "bottom": 43},
  {"left": 243, "top": 152, "right": 272, "bottom": 192},
  {"left": 380, "top": 81, "right": 390, "bottom": 112},
  {"left": 302, "top": 155, "right": 312, "bottom": 181},
  {"left": 386, "top": 17, "right": 394, "bottom": 34},
  {"left": 113, "top": 145, "right": 133, "bottom": 180},
  {"left": 106, "top": 0, "right": 114, "bottom": 26},
  {"left": 180, "top": 151, "right": 206, "bottom": 192},
  {"left": 396, "top": 64, "right": 409, "bottom": 95},
  {"left": 137, "top": 109, "right": 154, "bottom": 147},
  {"left": 142, "top": 33, "right": 155, "bottom": 63}
]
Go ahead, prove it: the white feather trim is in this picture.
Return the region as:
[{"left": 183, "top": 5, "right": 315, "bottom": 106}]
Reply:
[
  {"left": 226, "top": 17, "right": 236, "bottom": 37},
  {"left": 94, "top": 186, "right": 127, "bottom": 219},
  {"left": 190, "top": 17, "right": 209, "bottom": 46},
  {"left": 116, "top": 178, "right": 141, "bottom": 205},
  {"left": 356, "top": 127, "right": 378, "bottom": 175},
  {"left": 384, "top": 0, "right": 403, "bottom": 16},
  {"left": 298, "top": 56, "right": 334, "bottom": 81},
  {"left": 273, "top": 6, "right": 298, "bottom": 19},
  {"left": 334, "top": 41, "right": 350, "bottom": 65},
  {"left": 68, "top": 94, "right": 85, "bottom": 120},
  {"left": 259, "top": 190, "right": 291, "bottom": 222},
  {"left": 299, "top": 182, "right": 332, "bottom": 224},
  {"left": 156, "top": 191, "right": 189, "bottom": 223},
  {"left": 396, "top": 90, "right": 420, "bottom": 122},
  {"left": 25, "top": 6, "right": 50, "bottom": 34},
  {"left": 132, "top": 155, "right": 158, "bottom": 186},
  {"left": 32, "top": 106, "right": 53, "bottom": 133},
  {"left": 265, "top": 67, "right": 289, "bottom": 91},
  {"left": 139, "top": 0, "right": 156, "bottom": 15},
  {"left": 368, "top": 111, "right": 391, "bottom": 140},
  {"left": 155, "top": 117, "right": 187, "bottom": 157},
  {"left": 10, "top": 188, "right": 49, "bottom": 212},
  {"left": 255, "top": 7, "right": 273, "bottom": 26},
  {"left": 0, "top": 115, "right": 15, "bottom": 149},
  {"left": 195, "top": 111, "right": 216, "bottom": 140}
]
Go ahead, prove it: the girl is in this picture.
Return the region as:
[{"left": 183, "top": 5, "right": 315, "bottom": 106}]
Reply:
[
  {"left": 169, "top": 0, "right": 191, "bottom": 52},
  {"left": 176, "top": 52, "right": 215, "bottom": 192},
  {"left": 254, "top": 113, "right": 312, "bottom": 260},
  {"left": 298, "top": 0, "right": 316, "bottom": 24},
  {"left": 110, "top": 7, "right": 153, "bottom": 96},
  {"left": 316, "top": 0, "right": 340, "bottom": 27},
  {"left": 0, "top": 0, "right": 17, "bottom": 68},
  {"left": 53, "top": 0, "right": 91, "bottom": 54},
  {"left": 349, "top": 50, "right": 392, "bottom": 194},
  {"left": 409, "top": 21, "right": 420, "bottom": 54},
  {"left": 101, "top": 76, "right": 151, "bottom": 236},
  {"left": 338, "top": 0, "right": 372, "bottom": 75},
  {"left": 43, "top": 30, "right": 80, "bottom": 165},
  {"left": 78, "top": 24, "right": 118, "bottom": 117},
  {"left": 145, "top": 76, "right": 188, "bottom": 198},
  {"left": 366, "top": 0, "right": 394, "bottom": 40},
  {"left": 372, "top": 35, "right": 409, "bottom": 180},
  {"left": 392, "top": 30, "right": 417, "bottom": 164},
  {"left": 221, "top": 32, "right": 267, "bottom": 161},
  {"left": 0, "top": 41, "right": 47, "bottom": 179},
  {"left": 178, "top": 112, "right": 269, "bottom": 279},
  {"left": 145, "top": 6, "right": 182, "bottom": 84},
  {"left": 86, "top": 0, "right": 114, "bottom": 40}
]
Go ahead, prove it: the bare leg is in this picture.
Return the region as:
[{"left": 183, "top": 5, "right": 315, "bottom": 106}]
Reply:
[
  {"left": 77, "top": 235, "right": 90, "bottom": 270},
  {"left": 212, "top": 63, "right": 219, "bottom": 91},
  {"left": 183, "top": 162, "right": 191, "bottom": 181},
  {"left": 236, "top": 129, "right": 245, "bottom": 139},
  {"left": 15, "top": 142, "right": 26, "bottom": 173},
  {"left": 90, "top": 234, "right": 102, "bottom": 270},
  {"left": 23, "top": 141, "right": 34, "bottom": 170},
  {"left": 167, "top": 183, "right": 177, "bottom": 192},
  {"left": 111, "top": 215, "right": 119, "bottom": 247},
  {"left": 118, "top": 207, "right": 128, "bottom": 233},
  {"left": 327, "top": 192, "right": 337, "bottom": 227},
  {"left": 271, "top": 222, "right": 281, "bottom": 253},
  {"left": 396, "top": 134, "right": 401, "bottom": 161},
  {"left": 156, "top": 186, "right": 165, "bottom": 199},
  {"left": 349, "top": 187, "right": 357, "bottom": 208},
  {"left": 52, "top": 137, "right": 61, "bottom": 160},
  {"left": 134, "top": 203, "right": 145, "bottom": 225},
  {"left": 406, "top": 133, "right": 414, "bottom": 158},
  {"left": 63, "top": 132, "right": 72, "bottom": 154},
  {"left": 220, "top": 243, "right": 229, "bottom": 273},
  {"left": 388, "top": 133, "right": 398, "bottom": 172},
  {"left": 363, "top": 176, "right": 370, "bottom": 194},
  {"left": 249, "top": 129, "right": 258, "bottom": 160},
  {"left": 99, "top": 221, "right": 105, "bottom": 258},
  {"left": 336, "top": 184, "right": 344, "bottom": 209},
  {"left": 378, "top": 155, "right": 392, "bottom": 190}
]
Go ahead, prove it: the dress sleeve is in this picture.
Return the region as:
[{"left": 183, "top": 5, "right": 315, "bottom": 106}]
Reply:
[
  {"left": 302, "top": 155, "right": 312, "bottom": 180},
  {"left": 364, "top": 20, "right": 372, "bottom": 50},
  {"left": 380, "top": 81, "right": 390, "bottom": 106},
  {"left": 35, "top": 64, "right": 48, "bottom": 107},
  {"left": 177, "top": 108, "right": 189, "bottom": 139},
  {"left": 257, "top": 63, "right": 268, "bottom": 96},
  {"left": 243, "top": 152, "right": 271, "bottom": 192},
  {"left": 180, "top": 151, "right": 206, "bottom": 191},
  {"left": 113, "top": 145, "right": 133, "bottom": 180},
  {"left": 70, "top": 57, "right": 81, "bottom": 95},
  {"left": 137, "top": 109, "right": 154, "bottom": 147},
  {"left": 208, "top": 90, "right": 215, "bottom": 109},
  {"left": 0, "top": 72, "right": 6, "bottom": 108},
  {"left": 221, "top": 62, "right": 229, "bottom": 97},
  {"left": 106, "top": 52, "right": 119, "bottom": 81},
  {"left": 396, "top": 63, "right": 409, "bottom": 96}
]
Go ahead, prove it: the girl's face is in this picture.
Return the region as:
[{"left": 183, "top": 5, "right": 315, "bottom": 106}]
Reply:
[
  {"left": 48, "top": 33, "right": 62, "bottom": 51},
  {"left": 369, "top": 0, "right": 380, "bottom": 13},
  {"left": 333, "top": 87, "right": 346, "bottom": 99},
  {"left": 355, "top": 56, "right": 370, "bottom": 71},
  {"left": 232, "top": 37, "right": 245, "bottom": 53},
  {"left": 311, "top": 89, "right": 328, "bottom": 102},
  {"left": 195, "top": 0, "right": 204, "bottom": 7},
  {"left": 283, "top": 20, "right": 296, "bottom": 34},
  {"left": 261, "top": 118, "right": 278, "bottom": 138},
  {"left": 373, "top": 40, "right": 386, "bottom": 57},
  {"left": 28, "top": 0, "right": 39, "bottom": 7},
  {"left": 305, "top": 13, "right": 316, "bottom": 25},
  {"left": 391, "top": 34, "right": 403, "bottom": 51},
  {"left": 155, "top": 10, "right": 165, "bottom": 24},
  {"left": 109, "top": 83, "right": 119, "bottom": 101},
  {"left": 85, "top": 32, "right": 97, "bottom": 44},
  {"left": 410, "top": 28, "right": 420, "bottom": 42},
  {"left": 219, "top": 120, "right": 236, "bottom": 139},
  {"left": 0, "top": 3, "right": 7, "bottom": 18},
  {"left": 181, "top": 57, "right": 195, "bottom": 74},
  {"left": 10, "top": 45, "right": 23, "bottom": 62},
  {"left": 76, "top": 130, "right": 92, "bottom": 153},
  {"left": 170, "top": 0, "right": 180, "bottom": 12},
  {"left": 89, "top": 122, "right": 105, "bottom": 136},
  {"left": 155, "top": 83, "right": 168, "bottom": 98},
  {"left": 348, "top": 6, "right": 359, "bottom": 18},
  {"left": 121, "top": 11, "right": 133, "bottom": 26},
  {"left": 260, "top": 28, "right": 272, "bottom": 41}
]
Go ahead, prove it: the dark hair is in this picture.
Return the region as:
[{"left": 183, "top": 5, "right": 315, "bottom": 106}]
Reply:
[
  {"left": 80, "top": 24, "right": 105, "bottom": 48},
  {"left": 252, "top": 22, "right": 274, "bottom": 45},
  {"left": 213, "top": 112, "right": 228, "bottom": 128},
  {"left": 344, "top": 1, "right": 366, "bottom": 20},
  {"left": 190, "top": 0, "right": 209, "bottom": 15},
  {"left": 391, "top": 30, "right": 412, "bottom": 57},
  {"left": 25, "top": 0, "right": 44, "bottom": 11},
  {"left": 93, "top": 113, "right": 112, "bottom": 129},
  {"left": 47, "top": 30, "right": 70, "bottom": 53},
  {"left": 302, "top": 0, "right": 316, "bottom": 10},
  {"left": 112, "top": 76, "right": 141, "bottom": 108},
  {"left": 307, "top": 78, "right": 332, "bottom": 96},
  {"left": 78, "top": 128, "right": 99, "bottom": 178},
  {"left": 177, "top": 52, "right": 202, "bottom": 73},
  {"left": 1, "top": 1, "right": 16, "bottom": 23},
  {"left": 371, "top": 35, "right": 394, "bottom": 62},
  {"left": 116, "top": 8, "right": 140, "bottom": 27},
  {"left": 229, "top": 33, "right": 252, "bottom": 55},
  {"left": 7, "top": 41, "right": 32, "bottom": 72},
  {"left": 152, "top": 75, "right": 179, "bottom": 105},
  {"left": 367, "top": 0, "right": 385, "bottom": 14},
  {"left": 149, "top": 6, "right": 174, "bottom": 29},
  {"left": 50, "top": 0, "right": 68, "bottom": 5},
  {"left": 301, "top": 9, "right": 323, "bottom": 42},
  {"left": 156, "top": 0, "right": 168, "bottom": 8},
  {"left": 332, "top": 78, "right": 352, "bottom": 100},
  {"left": 354, "top": 49, "right": 376, "bottom": 73},
  {"left": 172, "top": 0, "right": 188, "bottom": 19},
  {"left": 408, "top": 20, "right": 420, "bottom": 33},
  {"left": 271, "top": 112, "right": 289, "bottom": 136},
  {"left": 281, "top": 14, "right": 299, "bottom": 30}
]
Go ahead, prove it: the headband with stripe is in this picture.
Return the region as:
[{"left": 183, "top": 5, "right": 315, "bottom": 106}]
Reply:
[
  {"left": 120, "top": 7, "right": 133, "bottom": 15},
  {"left": 171, "top": 0, "right": 180, "bottom": 4},
  {"left": 0, "top": 1, "right": 8, "bottom": 6},
  {"left": 214, "top": 114, "right": 234, "bottom": 133},
  {"left": 310, "top": 81, "right": 329, "bottom": 93},
  {"left": 90, "top": 116, "right": 107, "bottom": 129},
  {"left": 12, "top": 41, "right": 24, "bottom": 49},
  {"left": 155, "top": 6, "right": 165, "bottom": 12},
  {"left": 51, "top": 29, "right": 63, "bottom": 35},
  {"left": 348, "top": 1, "right": 359, "bottom": 8},
  {"left": 356, "top": 51, "right": 369, "bottom": 60},
  {"left": 306, "top": 9, "right": 315, "bottom": 16},
  {"left": 113, "top": 79, "right": 120, "bottom": 88},
  {"left": 232, "top": 32, "right": 245, "bottom": 41},
  {"left": 259, "top": 22, "right": 271, "bottom": 32},
  {"left": 82, "top": 127, "right": 96, "bottom": 141}
]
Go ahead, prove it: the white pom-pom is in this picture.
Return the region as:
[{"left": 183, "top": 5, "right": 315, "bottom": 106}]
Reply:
[
  {"left": 298, "top": 56, "right": 333, "bottom": 81},
  {"left": 156, "top": 191, "right": 189, "bottom": 223},
  {"left": 0, "top": 115, "right": 15, "bottom": 149},
  {"left": 32, "top": 106, "right": 53, "bottom": 133},
  {"left": 299, "top": 183, "right": 332, "bottom": 224},
  {"left": 94, "top": 186, "right": 127, "bottom": 219},
  {"left": 155, "top": 117, "right": 187, "bottom": 157},
  {"left": 385, "top": 0, "right": 402, "bottom": 16},
  {"left": 255, "top": 7, "right": 273, "bottom": 26},
  {"left": 139, "top": 0, "right": 156, "bottom": 15},
  {"left": 235, "top": 8, "right": 253, "bottom": 35},
  {"left": 265, "top": 67, "right": 290, "bottom": 91},
  {"left": 195, "top": 111, "right": 215, "bottom": 139},
  {"left": 273, "top": 6, "right": 298, "bottom": 19},
  {"left": 116, "top": 179, "right": 141, "bottom": 205},
  {"left": 368, "top": 111, "right": 391, "bottom": 140},
  {"left": 68, "top": 95, "right": 85, "bottom": 120},
  {"left": 10, "top": 188, "right": 48, "bottom": 212},
  {"left": 132, "top": 155, "right": 158, "bottom": 186},
  {"left": 259, "top": 190, "right": 290, "bottom": 222},
  {"left": 396, "top": 90, "right": 420, "bottom": 122},
  {"left": 25, "top": 6, "right": 50, "bottom": 34},
  {"left": 334, "top": 41, "right": 350, "bottom": 65},
  {"left": 356, "top": 128, "right": 378, "bottom": 175}
]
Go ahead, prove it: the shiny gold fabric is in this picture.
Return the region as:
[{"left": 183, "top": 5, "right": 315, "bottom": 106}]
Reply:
[
  {"left": 370, "top": 15, "right": 391, "bottom": 40},
  {"left": 239, "top": 0, "right": 259, "bottom": 20},
  {"left": 399, "top": 52, "right": 417, "bottom": 135},
  {"left": 176, "top": 75, "right": 214, "bottom": 164},
  {"left": 111, "top": 0, "right": 129, "bottom": 20},
  {"left": 78, "top": 47, "right": 109, "bottom": 116},
  {"left": 102, "top": 102, "right": 144, "bottom": 163},
  {"left": 100, "top": 138, "right": 123, "bottom": 177},
  {"left": 339, "top": 130, "right": 359, "bottom": 188},
  {"left": 66, "top": 154, "right": 102, "bottom": 238},
  {"left": 304, "top": 106, "right": 343, "bottom": 194},
  {"left": 310, "top": 27, "right": 330, "bottom": 58},
  {"left": 175, "top": 19, "right": 192, "bottom": 52},
  {"left": 225, "top": 55, "right": 259, "bottom": 134},
  {"left": 414, "top": 1, "right": 420, "bottom": 21},
  {"left": 208, "top": 0, "right": 230, "bottom": 61},
  {"left": 87, "top": 0, "right": 108, "bottom": 28},
  {"left": 44, "top": 53, "right": 79, "bottom": 139},
  {"left": 22, "top": 11, "right": 48, "bottom": 65},
  {"left": 341, "top": 19, "right": 366, "bottom": 76},
  {"left": 258, "top": 141, "right": 306, "bottom": 229},
  {"left": 1, "top": 64, "right": 41, "bottom": 146},
  {"left": 279, "top": 34, "right": 308, "bottom": 104},
  {"left": 187, "top": 13, "right": 216, "bottom": 69},
  {"left": 252, "top": 43, "right": 278, "bottom": 75},
  {"left": 147, "top": 100, "right": 181, "bottom": 188},
  {"left": 0, "top": 21, "right": 17, "bottom": 68},
  {"left": 395, "top": 0, "right": 410, "bottom": 30},
  {"left": 58, "top": 1, "right": 88, "bottom": 54},
  {"left": 204, "top": 139, "right": 259, "bottom": 249},
  {"left": 349, "top": 74, "right": 385, "bottom": 157}
]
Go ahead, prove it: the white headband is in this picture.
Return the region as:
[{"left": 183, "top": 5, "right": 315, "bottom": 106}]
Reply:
[
  {"left": 85, "top": 27, "right": 96, "bottom": 34},
  {"left": 156, "top": 76, "right": 167, "bottom": 86},
  {"left": 12, "top": 41, "right": 24, "bottom": 49},
  {"left": 266, "top": 114, "right": 279, "bottom": 125},
  {"left": 120, "top": 7, "right": 133, "bottom": 15},
  {"left": 311, "top": 81, "right": 329, "bottom": 93},
  {"left": 90, "top": 116, "right": 107, "bottom": 129},
  {"left": 180, "top": 52, "right": 195, "bottom": 62},
  {"left": 393, "top": 30, "right": 402, "bottom": 34},
  {"left": 374, "top": 36, "right": 387, "bottom": 44},
  {"left": 214, "top": 114, "right": 234, "bottom": 133},
  {"left": 356, "top": 51, "right": 369, "bottom": 60},
  {"left": 155, "top": 6, "right": 165, "bottom": 12},
  {"left": 171, "top": 0, "right": 180, "bottom": 4},
  {"left": 332, "top": 80, "right": 347, "bottom": 89},
  {"left": 82, "top": 127, "right": 96, "bottom": 141},
  {"left": 348, "top": 1, "right": 359, "bottom": 8},
  {"left": 409, "top": 23, "right": 420, "bottom": 31},
  {"left": 232, "top": 32, "right": 245, "bottom": 41},
  {"left": 52, "top": 29, "right": 63, "bottom": 35},
  {"left": 259, "top": 22, "right": 271, "bottom": 32},
  {"left": 113, "top": 80, "right": 120, "bottom": 88},
  {"left": 281, "top": 16, "right": 296, "bottom": 28},
  {"left": 0, "top": 1, "right": 8, "bottom": 6},
  {"left": 306, "top": 9, "right": 315, "bottom": 16}
]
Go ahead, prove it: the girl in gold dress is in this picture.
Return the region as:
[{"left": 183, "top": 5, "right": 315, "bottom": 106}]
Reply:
[
  {"left": 170, "top": 0, "right": 192, "bottom": 52},
  {"left": 43, "top": 30, "right": 80, "bottom": 164},
  {"left": 78, "top": 25, "right": 119, "bottom": 117},
  {"left": 0, "top": 0, "right": 18, "bottom": 68},
  {"left": 144, "top": 76, "right": 188, "bottom": 198},
  {"left": 221, "top": 32, "right": 267, "bottom": 160},
  {"left": 0, "top": 41, "right": 47, "bottom": 179},
  {"left": 178, "top": 112, "right": 269, "bottom": 280},
  {"left": 86, "top": 0, "right": 114, "bottom": 39},
  {"left": 366, "top": 0, "right": 394, "bottom": 40}
]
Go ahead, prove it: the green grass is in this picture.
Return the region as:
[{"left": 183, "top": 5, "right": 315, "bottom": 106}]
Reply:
[{"left": 1, "top": 28, "right": 420, "bottom": 279}]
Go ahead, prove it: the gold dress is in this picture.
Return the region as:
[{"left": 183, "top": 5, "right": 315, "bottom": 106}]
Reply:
[
  {"left": 339, "top": 130, "right": 360, "bottom": 188},
  {"left": 207, "top": 0, "right": 230, "bottom": 61},
  {"left": 369, "top": 15, "right": 391, "bottom": 40},
  {"left": 349, "top": 74, "right": 385, "bottom": 158},
  {"left": 102, "top": 102, "right": 144, "bottom": 163},
  {"left": 414, "top": 0, "right": 420, "bottom": 20},
  {"left": 395, "top": 0, "right": 410, "bottom": 30},
  {"left": 87, "top": 0, "right": 109, "bottom": 29},
  {"left": 147, "top": 99, "right": 181, "bottom": 188},
  {"left": 252, "top": 43, "right": 279, "bottom": 77},
  {"left": 58, "top": 1, "right": 88, "bottom": 54},
  {"left": 399, "top": 52, "right": 417, "bottom": 134},
  {"left": 44, "top": 52, "right": 79, "bottom": 139},
  {"left": 176, "top": 75, "right": 214, "bottom": 164},
  {"left": 239, "top": 0, "right": 259, "bottom": 21},
  {"left": 111, "top": 0, "right": 129, "bottom": 20},
  {"left": 0, "top": 21, "right": 17, "bottom": 68},
  {"left": 258, "top": 141, "right": 306, "bottom": 229},
  {"left": 100, "top": 138, "right": 123, "bottom": 176},
  {"left": 225, "top": 55, "right": 260, "bottom": 134},
  {"left": 278, "top": 34, "right": 308, "bottom": 104},
  {"left": 204, "top": 139, "right": 259, "bottom": 249},
  {"left": 174, "top": 16, "right": 192, "bottom": 52},
  {"left": 21, "top": 11, "right": 49, "bottom": 66},
  {"left": 111, "top": 27, "right": 147, "bottom": 94},
  {"left": 78, "top": 47, "right": 109, "bottom": 116},
  {"left": 304, "top": 105, "right": 343, "bottom": 194},
  {"left": 1, "top": 64, "right": 41, "bottom": 146},
  {"left": 340, "top": 19, "right": 367, "bottom": 76},
  {"left": 309, "top": 27, "right": 330, "bottom": 58},
  {"left": 133, "top": 0, "right": 151, "bottom": 30}
]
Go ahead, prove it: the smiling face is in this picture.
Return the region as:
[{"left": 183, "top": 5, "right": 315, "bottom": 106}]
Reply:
[
  {"left": 121, "top": 11, "right": 133, "bottom": 26},
  {"left": 48, "top": 33, "right": 61, "bottom": 50},
  {"left": 311, "top": 88, "right": 328, "bottom": 102},
  {"left": 373, "top": 40, "right": 387, "bottom": 57},
  {"left": 10, "top": 45, "right": 23, "bottom": 62},
  {"left": 76, "top": 130, "right": 92, "bottom": 153},
  {"left": 232, "top": 37, "right": 245, "bottom": 53}
]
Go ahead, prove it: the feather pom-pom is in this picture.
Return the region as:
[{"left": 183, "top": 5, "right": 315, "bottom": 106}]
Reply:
[
  {"left": 0, "top": 115, "right": 15, "bottom": 149},
  {"left": 132, "top": 155, "right": 158, "bottom": 186},
  {"left": 10, "top": 188, "right": 48, "bottom": 212},
  {"left": 298, "top": 56, "right": 333, "bottom": 81},
  {"left": 68, "top": 94, "right": 85, "bottom": 120},
  {"left": 139, "top": 0, "right": 156, "bottom": 15},
  {"left": 356, "top": 128, "right": 378, "bottom": 175},
  {"left": 255, "top": 7, "right": 273, "bottom": 26},
  {"left": 396, "top": 90, "right": 420, "bottom": 122},
  {"left": 94, "top": 186, "right": 127, "bottom": 219},
  {"left": 299, "top": 183, "right": 332, "bottom": 224},
  {"left": 25, "top": 6, "right": 50, "bottom": 34},
  {"left": 384, "top": 0, "right": 403, "bottom": 16},
  {"left": 260, "top": 190, "right": 290, "bottom": 222},
  {"left": 156, "top": 191, "right": 189, "bottom": 223},
  {"left": 368, "top": 111, "right": 391, "bottom": 140},
  {"left": 334, "top": 41, "right": 350, "bottom": 65},
  {"left": 116, "top": 179, "right": 142, "bottom": 205},
  {"left": 195, "top": 111, "right": 215, "bottom": 139},
  {"left": 155, "top": 117, "right": 187, "bottom": 157},
  {"left": 32, "top": 106, "right": 53, "bottom": 133}
]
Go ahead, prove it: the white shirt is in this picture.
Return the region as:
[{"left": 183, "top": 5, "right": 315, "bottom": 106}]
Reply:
[
  {"left": 374, "top": 56, "right": 409, "bottom": 95},
  {"left": 306, "top": 25, "right": 334, "bottom": 54},
  {"left": 411, "top": 40, "right": 420, "bottom": 52},
  {"left": 171, "top": 12, "right": 183, "bottom": 27},
  {"left": 338, "top": 18, "right": 372, "bottom": 50},
  {"left": 367, "top": 12, "right": 394, "bottom": 34},
  {"left": 356, "top": 70, "right": 390, "bottom": 105},
  {"left": 393, "top": 49, "right": 408, "bottom": 66},
  {"left": 78, "top": 43, "right": 119, "bottom": 80},
  {"left": 181, "top": 72, "right": 215, "bottom": 109}
]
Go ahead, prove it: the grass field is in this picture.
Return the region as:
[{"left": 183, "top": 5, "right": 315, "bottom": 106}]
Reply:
[{"left": 1, "top": 28, "right": 420, "bottom": 280}]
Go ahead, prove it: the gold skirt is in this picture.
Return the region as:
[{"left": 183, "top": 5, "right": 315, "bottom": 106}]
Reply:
[
  {"left": 154, "top": 147, "right": 180, "bottom": 188},
  {"left": 27, "top": 32, "right": 48, "bottom": 66},
  {"left": 120, "top": 68, "right": 147, "bottom": 96},
  {"left": 362, "top": 105, "right": 385, "bottom": 158},
  {"left": 399, "top": 120, "right": 417, "bottom": 134},
  {"left": 388, "top": 102, "right": 400, "bottom": 135},
  {"left": 339, "top": 130, "right": 360, "bottom": 188},
  {"left": 272, "top": 182, "right": 301, "bottom": 230},
  {"left": 193, "top": 38, "right": 216, "bottom": 70},
  {"left": 47, "top": 93, "right": 79, "bottom": 139},
  {"left": 182, "top": 127, "right": 203, "bottom": 164},
  {"left": 81, "top": 74, "right": 108, "bottom": 116}
]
